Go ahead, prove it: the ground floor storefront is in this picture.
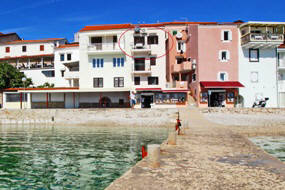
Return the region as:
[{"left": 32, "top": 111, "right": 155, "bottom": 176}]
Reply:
[
  {"left": 134, "top": 88, "right": 189, "bottom": 108},
  {"left": 2, "top": 88, "right": 131, "bottom": 109},
  {"left": 197, "top": 81, "right": 244, "bottom": 108}
]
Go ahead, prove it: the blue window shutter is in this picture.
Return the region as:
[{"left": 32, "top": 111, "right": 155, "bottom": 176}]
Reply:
[
  {"left": 93, "top": 59, "right": 96, "bottom": 68},
  {"left": 117, "top": 58, "right": 120, "bottom": 67},
  {"left": 101, "top": 59, "right": 104, "bottom": 67},
  {"left": 113, "top": 58, "right": 116, "bottom": 67},
  {"left": 97, "top": 59, "right": 100, "bottom": 67},
  {"left": 121, "top": 58, "right": 124, "bottom": 67}
]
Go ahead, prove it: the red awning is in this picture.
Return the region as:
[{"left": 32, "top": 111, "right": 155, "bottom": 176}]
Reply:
[
  {"left": 136, "top": 88, "right": 162, "bottom": 91},
  {"left": 200, "top": 81, "right": 244, "bottom": 88},
  {"left": 162, "top": 89, "right": 189, "bottom": 93}
]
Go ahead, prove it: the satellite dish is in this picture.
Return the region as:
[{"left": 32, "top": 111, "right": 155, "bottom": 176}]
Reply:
[{"left": 176, "top": 32, "right": 183, "bottom": 38}]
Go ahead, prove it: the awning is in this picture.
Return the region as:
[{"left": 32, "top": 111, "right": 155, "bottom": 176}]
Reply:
[
  {"left": 200, "top": 81, "right": 244, "bottom": 88},
  {"left": 136, "top": 88, "right": 162, "bottom": 91},
  {"left": 162, "top": 89, "right": 189, "bottom": 93}
]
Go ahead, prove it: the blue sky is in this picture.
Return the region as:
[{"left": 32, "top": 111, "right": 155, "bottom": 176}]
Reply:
[{"left": 0, "top": 0, "right": 284, "bottom": 42}]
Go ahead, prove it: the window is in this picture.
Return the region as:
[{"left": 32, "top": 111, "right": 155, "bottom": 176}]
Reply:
[
  {"left": 113, "top": 36, "right": 117, "bottom": 43},
  {"left": 222, "top": 30, "right": 232, "bottom": 41},
  {"left": 147, "top": 35, "right": 158, "bottom": 44},
  {"left": 177, "top": 41, "right": 185, "bottom": 53},
  {"left": 5, "top": 47, "right": 10, "bottom": 53},
  {"left": 177, "top": 57, "right": 184, "bottom": 64},
  {"left": 218, "top": 72, "right": 228, "bottom": 81},
  {"left": 219, "top": 50, "right": 230, "bottom": 61},
  {"left": 192, "top": 73, "right": 196, "bottom": 81},
  {"left": 61, "top": 70, "right": 65, "bottom": 77},
  {"left": 114, "top": 77, "right": 124, "bottom": 87},
  {"left": 113, "top": 57, "right": 125, "bottom": 67},
  {"left": 22, "top": 46, "right": 27, "bottom": 52},
  {"left": 43, "top": 70, "right": 55, "bottom": 77},
  {"left": 92, "top": 58, "right": 104, "bottom": 68},
  {"left": 251, "top": 72, "right": 259, "bottom": 83},
  {"left": 150, "top": 57, "right": 156, "bottom": 66},
  {"left": 6, "top": 93, "right": 27, "bottom": 102},
  {"left": 134, "top": 77, "right": 140, "bottom": 85},
  {"left": 249, "top": 49, "right": 259, "bottom": 62},
  {"left": 60, "top": 54, "right": 65, "bottom": 61},
  {"left": 134, "top": 36, "right": 145, "bottom": 45},
  {"left": 67, "top": 53, "right": 72, "bottom": 61},
  {"left": 40, "top": 45, "right": 44, "bottom": 51},
  {"left": 91, "top": 37, "right": 102, "bottom": 44},
  {"left": 93, "top": 78, "right": 103, "bottom": 88},
  {"left": 148, "top": 77, "right": 159, "bottom": 85},
  {"left": 134, "top": 58, "right": 145, "bottom": 71}
]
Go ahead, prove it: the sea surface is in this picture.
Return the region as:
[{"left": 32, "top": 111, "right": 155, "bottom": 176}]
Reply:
[
  {"left": 250, "top": 136, "right": 285, "bottom": 162},
  {"left": 0, "top": 125, "right": 168, "bottom": 190}
]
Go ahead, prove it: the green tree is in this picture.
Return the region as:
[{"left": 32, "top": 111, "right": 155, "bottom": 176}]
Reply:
[
  {"left": 0, "top": 62, "right": 33, "bottom": 89},
  {"left": 37, "top": 82, "right": 55, "bottom": 88}
]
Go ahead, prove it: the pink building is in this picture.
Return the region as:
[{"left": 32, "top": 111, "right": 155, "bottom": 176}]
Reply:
[{"left": 187, "top": 23, "right": 244, "bottom": 107}]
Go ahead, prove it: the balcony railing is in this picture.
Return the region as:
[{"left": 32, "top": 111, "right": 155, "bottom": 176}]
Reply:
[
  {"left": 18, "top": 63, "right": 54, "bottom": 70},
  {"left": 172, "top": 61, "right": 192, "bottom": 73},
  {"left": 241, "top": 33, "right": 284, "bottom": 45},
  {"left": 88, "top": 43, "right": 121, "bottom": 51},
  {"left": 166, "top": 81, "right": 189, "bottom": 89}
]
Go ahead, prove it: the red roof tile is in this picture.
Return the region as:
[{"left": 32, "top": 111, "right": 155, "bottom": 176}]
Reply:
[
  {"left": 0, "top": 54, "right": 54, "bottom": 61},
  {"left": 57, "top": 43, "right": 79, "bottom": 49},
  {"left": 79, "top": 22, "right": 220, "bottom": 32},
  {"left": 200, "top": 81, "right": 244, "bottom": 88},
  {"left": 4, "top": 38, "right": 65, "bottom": 44},
  {"left": 4, "top": 87, "right": 79, "bottom": 91}
]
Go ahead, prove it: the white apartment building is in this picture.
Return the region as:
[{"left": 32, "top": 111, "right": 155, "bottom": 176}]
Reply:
[
  {"left": 2, "top": 24, "right": 169, "bottom": 109},
  {"left": 277, "top": 44, "right": 285, "bottom": 107},
  {"left": 0, "top": 38, "right": 67, "bottom": 86},
  {"left": 78, "top": 24, "right": 167, "bottom": 108},
  {"left": 238, "top": 22, "right": 285, "bottom": 107}
]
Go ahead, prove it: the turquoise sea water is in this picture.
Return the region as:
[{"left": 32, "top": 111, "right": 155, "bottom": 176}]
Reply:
[
  {"left": 250, "top": 136, "right": 285, "bottom": 162},
  {"left": 0, "top": 125, "right": 168, "bottom": 190}
]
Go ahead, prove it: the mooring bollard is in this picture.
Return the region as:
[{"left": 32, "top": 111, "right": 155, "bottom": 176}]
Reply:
[
  {"left": 168, "top": 131, "right": 177, "bottom": 145},
  {"left": 147, "top": 144, "right": 160, "bottom": 168}
]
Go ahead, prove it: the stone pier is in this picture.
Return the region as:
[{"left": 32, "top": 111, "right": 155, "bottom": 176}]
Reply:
[{"left": 106, "top": 108, "right": 285, "bottom": 190}]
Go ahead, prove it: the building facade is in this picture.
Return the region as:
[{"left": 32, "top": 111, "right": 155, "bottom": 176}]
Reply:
[
  {"left": 1, "top": 21, "right": 285, "bottom": 109},
  {"left": 238, "top": 22, "right": 285, "bottom": 108},
  {"left": 0, "top": 38, "right": 67, "bottom": 86},
  {"left": 187, "top": 23, "right": 243, "bottom": 108}
]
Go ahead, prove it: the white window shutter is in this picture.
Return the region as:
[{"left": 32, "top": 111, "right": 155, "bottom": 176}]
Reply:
[
  {"left": 227, "top": 50, "right": 230, "bottom": 60},
  {"left": 229, "top": 31, "right": 232, "bottom": 41},
  {"left": 218, "top": 50, "right": 222, "bottom": 60},
  {"left": 221, "top": 31, "right": 224, "bottom": 41}
]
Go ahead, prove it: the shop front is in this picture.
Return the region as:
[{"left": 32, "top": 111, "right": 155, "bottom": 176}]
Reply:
[
  {"left": 199, "top": 81, "right": 244, "bottom": 108},
  {"left": 135, "top": 88, "right": 189, "bottom": 108}
]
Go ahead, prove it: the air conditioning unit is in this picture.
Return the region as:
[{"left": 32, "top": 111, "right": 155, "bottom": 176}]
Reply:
[
  {"left": 192, "top": 59, "right": 197, "bottom": 70},
  {"left": 135, "top": 43, "right": 144, "bottom": 48}
]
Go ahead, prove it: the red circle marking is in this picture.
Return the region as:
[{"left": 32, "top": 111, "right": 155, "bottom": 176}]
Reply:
[{"left": 118, "top": 27, "right": 175, "bottom": 60}]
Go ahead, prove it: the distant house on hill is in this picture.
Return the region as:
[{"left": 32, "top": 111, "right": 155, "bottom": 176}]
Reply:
[{"left": 0, "top": 32, "right": 21, "bottom": 43}]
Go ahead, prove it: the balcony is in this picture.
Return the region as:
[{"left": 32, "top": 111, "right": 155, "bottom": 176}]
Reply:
[
  {"left": 132, "top": 62, "right": 151, "bottom": 75},
  {"left": 131, "top": 43, "right": 151, "bottom": 55},
  {"left": 166, "top": 81, "right": 189, "bottom": 89},
  {"left": 172, "top": 61, "right": 192, "bottom": 73},
  {"left": 240, "top": 23, "right": 285, "bottom": 48},
  {"left": 88, "top": 43, "right": 123, "bottom": 54},
  {"left": 64, "top": 71, "right": 79, "bottom": 79}
]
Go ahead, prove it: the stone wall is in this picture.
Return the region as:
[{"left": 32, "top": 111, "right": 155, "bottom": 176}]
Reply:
[
  {"left": 200, "top": 107, "right": 285, "bottom": 115},
  {"left": 0, "top": 108, "right": 177, "bottom": 127}
]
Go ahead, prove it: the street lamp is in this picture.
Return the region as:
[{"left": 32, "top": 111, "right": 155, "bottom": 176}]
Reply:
[{"left": 22, "top": 77, "right": 26, "bottom": 109}]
